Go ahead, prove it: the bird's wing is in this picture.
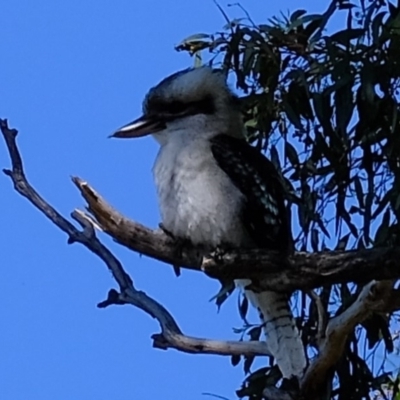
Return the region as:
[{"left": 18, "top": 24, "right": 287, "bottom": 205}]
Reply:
[
  {"left": 210, "top": 134, "right": 292, "bottom": 252},
  {"left": 211, "top": 135, "right": 305, "bottom": 379}
]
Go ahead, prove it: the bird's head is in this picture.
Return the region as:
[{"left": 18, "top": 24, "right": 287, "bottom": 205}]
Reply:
[{"left": 112, "top": 66, "right": 244, "bottom": 144}]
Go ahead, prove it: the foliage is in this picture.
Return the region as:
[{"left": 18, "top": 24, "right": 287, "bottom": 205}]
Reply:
[{"left": 177, "top": 0, "right": 400, "bottom": 398}]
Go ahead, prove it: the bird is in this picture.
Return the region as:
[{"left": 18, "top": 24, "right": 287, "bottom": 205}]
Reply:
[{"left": 112, "top": 66, "right": 306, "bottom": 379}]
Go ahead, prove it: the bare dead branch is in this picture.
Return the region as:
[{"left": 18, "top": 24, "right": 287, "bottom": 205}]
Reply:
[{"left": 0, "top": 118, "right": 270, "bottom": 358}]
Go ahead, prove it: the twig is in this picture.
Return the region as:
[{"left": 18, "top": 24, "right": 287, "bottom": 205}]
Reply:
[
  {"left": 0, "top": 118, "right": 270, "bottom": 358},
  {"left": 308, "top": 290, "right": 327, "bottom": 345}
]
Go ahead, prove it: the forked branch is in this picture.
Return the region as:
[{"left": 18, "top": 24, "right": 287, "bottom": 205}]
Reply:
[{"left": 0, "top": 118, "right": 270, "bottom": 358}]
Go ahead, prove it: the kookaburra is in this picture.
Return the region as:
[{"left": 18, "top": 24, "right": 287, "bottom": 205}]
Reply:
[{"left": 112, "top": 67, "right": 306, "bottom": 379}]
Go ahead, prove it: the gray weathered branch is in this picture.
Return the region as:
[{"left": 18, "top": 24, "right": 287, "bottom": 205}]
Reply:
[{"left": 0, "top": 118, "right": 270, "bottom": 358}]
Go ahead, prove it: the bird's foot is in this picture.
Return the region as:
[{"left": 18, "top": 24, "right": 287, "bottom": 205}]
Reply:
[
  {"left": 158, "top": 223, "right": 192, "bottom": 277},
  {"left": 159, "top": 223, "right": 175, "bottom": 239}
]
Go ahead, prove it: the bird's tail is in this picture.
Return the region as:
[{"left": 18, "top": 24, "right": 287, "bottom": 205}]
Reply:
[{"left": 236, "top": 279, "right": 306, "bottom": 379}]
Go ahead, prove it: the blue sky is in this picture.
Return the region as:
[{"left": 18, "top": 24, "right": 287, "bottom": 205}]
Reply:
[{"left": 0, "top": 1, "right": 335, "bottom": 399}]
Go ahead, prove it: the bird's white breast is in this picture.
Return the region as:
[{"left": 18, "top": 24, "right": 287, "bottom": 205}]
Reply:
[{"left": 153, "top": 133, "right": 248, "bottom": 248}]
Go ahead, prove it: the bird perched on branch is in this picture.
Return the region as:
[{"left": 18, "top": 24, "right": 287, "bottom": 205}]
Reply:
[{"left": 112, "top": 66, "right": 306, "bottom": 379}]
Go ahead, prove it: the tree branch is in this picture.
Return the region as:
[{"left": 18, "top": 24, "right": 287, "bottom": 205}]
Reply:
[
  {"left": 0, "top": 118, "right": 270, "bottom": 358},
  {"left": 300, "top": 280, "right": 395, "bottom": 397},
  {"left": 72, "top": 176, "right": 400, "bottom": 293}
]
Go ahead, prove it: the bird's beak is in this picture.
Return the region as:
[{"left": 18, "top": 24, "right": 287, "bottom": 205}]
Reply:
[{"left": 111, "top": 115, "right": 165, "bottom": 139}]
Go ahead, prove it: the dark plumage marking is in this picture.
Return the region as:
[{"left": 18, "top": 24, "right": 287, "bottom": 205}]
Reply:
[
  {"left": 143, "top": 67, "right": 217, "bottom": 118},
  {"left": 210, "top": 134, "right": 292, "bottom": 253},
  {"left": 146, "top": 95, "right": 215, "bottom": 118}
]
